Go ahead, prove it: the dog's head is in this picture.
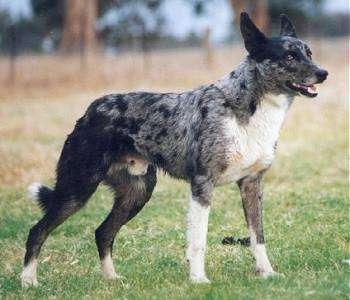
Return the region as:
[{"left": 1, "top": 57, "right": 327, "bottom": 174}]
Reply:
[{"left": 240, "top": 12, "right": 328, "bottom": 97}]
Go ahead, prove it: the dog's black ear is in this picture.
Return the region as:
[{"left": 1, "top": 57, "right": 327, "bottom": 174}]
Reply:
[
  {"left": 240, "top": 12, "right": 267, "bottom": 56},
  {"left": 280, "top": 14, "right": 297, "bottom": 38}
]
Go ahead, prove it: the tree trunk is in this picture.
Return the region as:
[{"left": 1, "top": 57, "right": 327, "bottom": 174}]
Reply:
[
  {"left": 230, "top": 0, "right": 269, "bottom": 34},
  {"left": 230, "top": 0, "right": 245, "bottom": 27},
  {"left": 251, "top": 0, "right": 269, "bottom": 34},
  {"left": 60, "top": 0, "right": 98, "bottom": 54},
  {"left": 84, "top": 0, "right": 98, "bottom": 54}
]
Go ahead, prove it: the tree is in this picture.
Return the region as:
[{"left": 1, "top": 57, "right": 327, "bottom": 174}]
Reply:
[
  {"left": 230, "top": 0, "right": 269, "bottom": 33},
  {"left": 60, "top": 0, "right": 98, "bottom": 54}
]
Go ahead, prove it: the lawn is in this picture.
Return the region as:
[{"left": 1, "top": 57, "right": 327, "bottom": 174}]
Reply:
[{"left": 0, "top": 38, "right": 348, "bottom": 299}]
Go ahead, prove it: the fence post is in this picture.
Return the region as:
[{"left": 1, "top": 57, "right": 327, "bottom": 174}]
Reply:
[
  {"left": 141, "top": 25, "right": 150, "bottom": 74},
  {"left": 203, "top": 27, "right": 213, "bottom": 68},
  {"left": 8, "top": 24, "right": 17, "bottom": 85}
]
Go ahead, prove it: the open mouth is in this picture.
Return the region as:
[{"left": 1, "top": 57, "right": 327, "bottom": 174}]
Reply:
[{"left": 286, "top": 81, "right": 318, "bottom": 98}]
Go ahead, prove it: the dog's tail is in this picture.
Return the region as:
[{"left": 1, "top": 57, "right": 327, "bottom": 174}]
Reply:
[{"left": 27, "top": 182, "right": 54, "bottom": 213}]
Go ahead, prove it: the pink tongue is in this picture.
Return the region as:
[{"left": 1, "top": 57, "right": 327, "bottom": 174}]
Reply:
[
  {"left": 307, "top": 85, "right": 317, "bottom": 94},
  {"left": 308, "top": 85, "right": 316, "bottom": 91}
]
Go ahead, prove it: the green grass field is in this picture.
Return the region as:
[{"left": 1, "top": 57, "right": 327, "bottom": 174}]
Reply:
[
  {"left": 0, "top": 176, "right": 348, "bottom": 299},
  {"left": 0, "top": 39, "right": 349, "bottom": 299}
]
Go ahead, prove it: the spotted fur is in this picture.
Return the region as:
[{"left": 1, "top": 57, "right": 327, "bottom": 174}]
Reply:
[{"left": 21, "top": 13, "right": 328, "bottom": 287}]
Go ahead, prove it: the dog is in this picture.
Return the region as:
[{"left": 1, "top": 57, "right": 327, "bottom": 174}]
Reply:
[{"left": 21, "top": 12, "right": 328, "bottom": 287}]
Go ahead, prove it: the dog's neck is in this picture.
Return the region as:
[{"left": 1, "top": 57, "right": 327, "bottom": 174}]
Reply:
[{"left": 215, "top": 57, "right": 293, "bottom": 124}]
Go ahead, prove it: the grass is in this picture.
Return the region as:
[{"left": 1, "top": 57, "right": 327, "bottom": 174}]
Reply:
[{"left": 0, "top": 37, "right": 349, "bottom": 299}]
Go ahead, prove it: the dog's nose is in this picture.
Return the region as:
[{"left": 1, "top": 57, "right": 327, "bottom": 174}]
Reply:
[{"left": 315, "top": 69, "right": 328, "bottom": 82}]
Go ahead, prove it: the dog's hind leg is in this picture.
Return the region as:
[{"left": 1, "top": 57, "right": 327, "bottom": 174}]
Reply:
[
  {"left": 21, "top": 179, "right": 101, "bottom": 288},
  {"left": 238, "top": 173, "right": 277, "bottom": 278},
  {"left": 21, "top": 146, "right": 106, "bottom": 288},
  {"left": 21, "top": 200, "right": 82, "bottom": 287},
  {"left": 95, "top": 166, "right": 157, "bottom": 279}
]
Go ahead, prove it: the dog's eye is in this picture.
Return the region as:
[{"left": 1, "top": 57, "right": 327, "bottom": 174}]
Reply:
[{"left": 285, "top": 53, "right": 295, "bottom": 61}]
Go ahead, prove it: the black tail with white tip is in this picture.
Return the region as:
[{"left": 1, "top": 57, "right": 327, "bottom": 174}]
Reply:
[{"left": 27, "top": 182, "right": 54, "bottom": 213}]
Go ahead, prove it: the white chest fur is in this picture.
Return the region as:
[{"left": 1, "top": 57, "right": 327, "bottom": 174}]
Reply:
[{"left": 216, "top": 94, "right": 292, "bottom": 186}]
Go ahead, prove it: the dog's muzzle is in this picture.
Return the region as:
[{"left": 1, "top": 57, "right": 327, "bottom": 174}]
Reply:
[
  {"left": 315, "top": 69, "right": 328, "bottom": 83},
  {"left": 286, "top": 68, "right": 328, "bottom": 98}
]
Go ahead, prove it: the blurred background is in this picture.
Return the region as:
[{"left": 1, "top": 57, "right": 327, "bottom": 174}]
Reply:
[
  {"left": 0, "top": 0, "right": 348, "bottom": 186},
  {"left": 0, "top": 0, "right": 349, "bottom": 96}
]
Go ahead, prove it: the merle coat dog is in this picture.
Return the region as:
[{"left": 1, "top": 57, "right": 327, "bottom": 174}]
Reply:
[{"left": 21, "top": 13, "right": 328, "bottom": 287}]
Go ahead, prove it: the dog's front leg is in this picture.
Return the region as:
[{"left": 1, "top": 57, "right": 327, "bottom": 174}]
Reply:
[
  {"left": 238, "top": 173, "right": 277, "bottom": 278},
  {"left": 186, "top": 176, "right": 213, "bottom": 283}
]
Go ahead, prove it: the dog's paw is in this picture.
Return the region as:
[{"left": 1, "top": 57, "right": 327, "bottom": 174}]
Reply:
[
  {"left": 103, "top": 270, "right": 124, "bottom": 280},
  {"left": 101, "top": 256, "right": 123, "bottom": 280},
  {"left": 20, "top": 260, "right": 38, "bottom": 288},
  {"left": 257, "top": 269, "right": 284, "bottom": 279},
  {"left": 190, "top": 275, "right": 211, "bottom": 284},
  {"left": 103, "top": 270, "right": 118, "bottom": 280},
  {"left": 102, "top": 266, "right": 125, "bottom": 280},
  {"left": 20, "top": 272, "right": 38, "bottom": 288}
]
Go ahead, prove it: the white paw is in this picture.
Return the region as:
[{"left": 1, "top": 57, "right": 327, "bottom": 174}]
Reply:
[
  {"left": 257, "top": 269, "right": 283, "bottom": 279},
  {"left": 190, "top": 275, "right": 211, "bottom": 284},
  {"left": 101, "top": 255, "right": 122, "bottom": 280},
  {"left": 20, "top": 272, "right": 38, "bottom": 288},
  {"left": 102, "top": 269, "right": 124, "bottom": 280},
  {"left": 20, "top": 260, "right": 38, "bottom": 288},
  {"left": 104, "top": 273, "right": 118, "bottom": 280}
]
